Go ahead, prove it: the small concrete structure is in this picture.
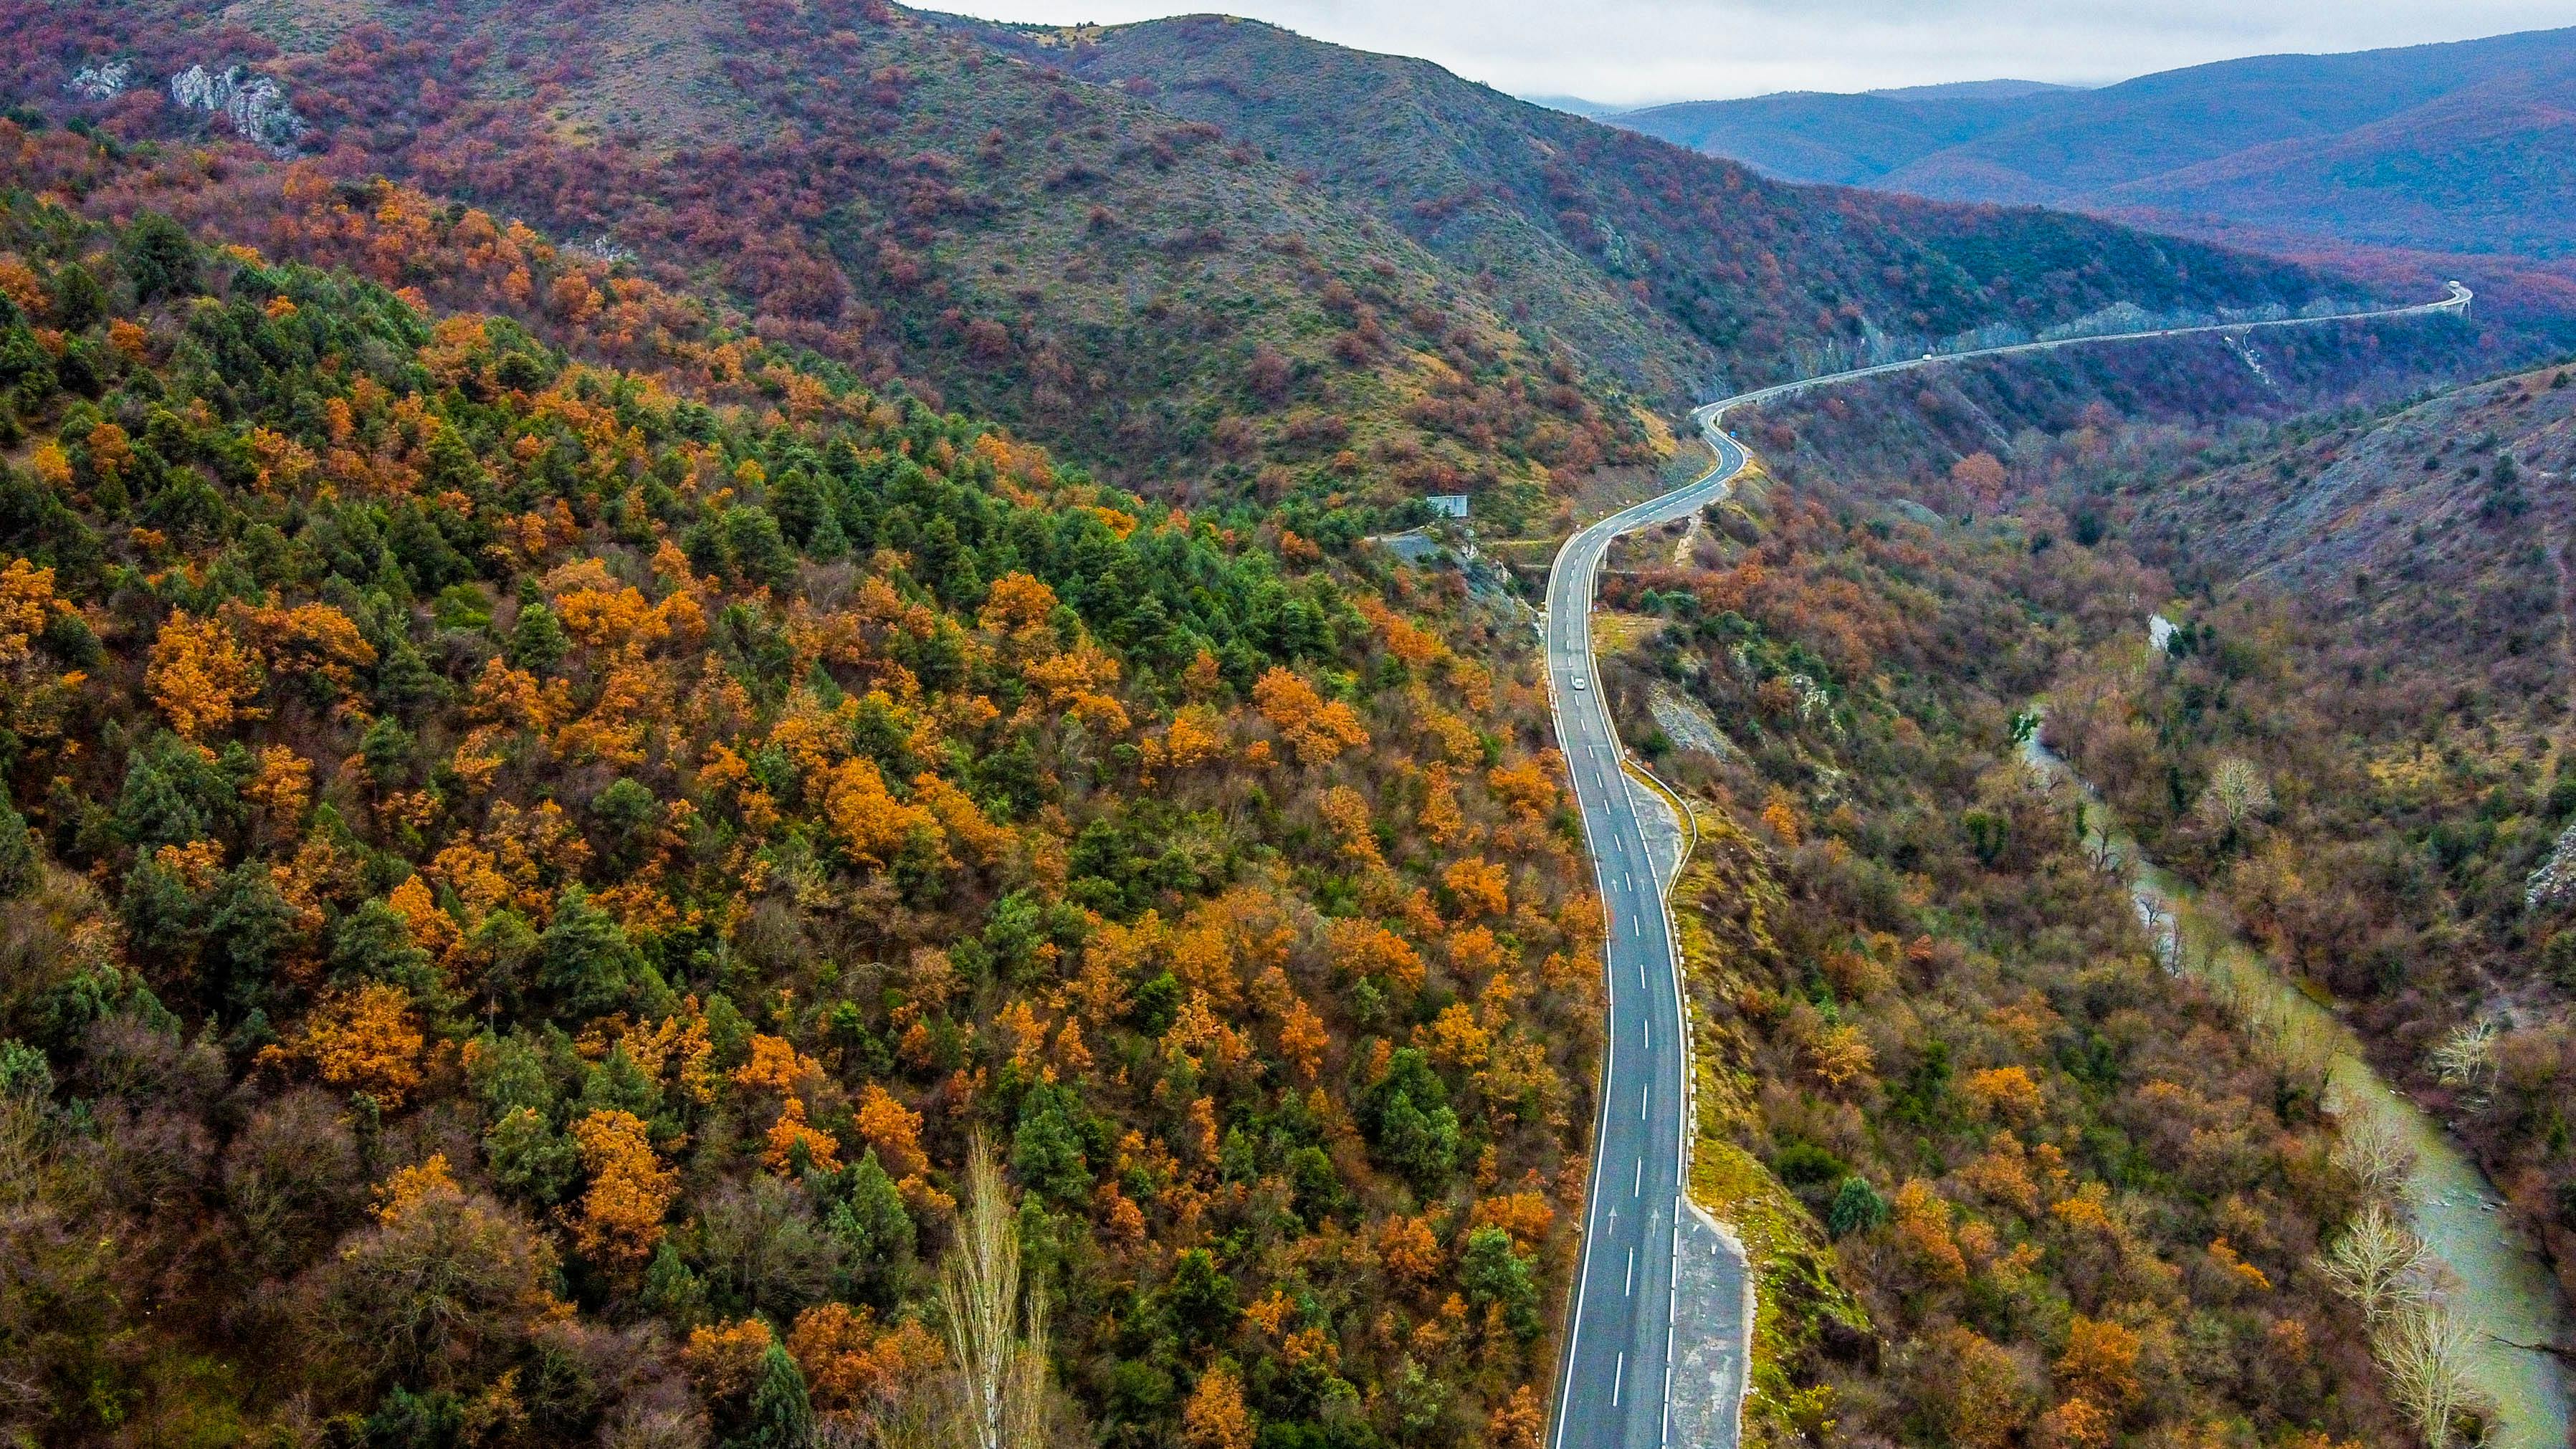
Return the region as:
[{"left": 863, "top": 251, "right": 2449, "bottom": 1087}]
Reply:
[{"left": 1425, "top": 494, "right": 1469, "bottom": 519}]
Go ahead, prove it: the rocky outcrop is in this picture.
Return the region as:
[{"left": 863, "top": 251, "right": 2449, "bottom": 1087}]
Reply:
[
  {"left": 167, "top": 64, "right": 307, "bottom": 156},
  {"left": 65, "top": 60, "right": 133, "bottom": 100}
]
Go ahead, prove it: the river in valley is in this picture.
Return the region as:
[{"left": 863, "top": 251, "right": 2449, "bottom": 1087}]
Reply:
[{"left": 2019, "top": 727, "right": 2573, "bottom": 1449}]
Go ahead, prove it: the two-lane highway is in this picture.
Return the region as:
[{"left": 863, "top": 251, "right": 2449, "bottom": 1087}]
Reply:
[
  {"left": 1543, "top": 284, "right": 2469, "bottom": 1449},
  {"left": 1544, "top": 426, "right": 1748, "bottom": 1449}
]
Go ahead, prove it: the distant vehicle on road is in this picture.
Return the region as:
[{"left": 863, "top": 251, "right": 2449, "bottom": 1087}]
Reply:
[{"left": 1572, "top": 676, "right": 1588, "bottom": 690}]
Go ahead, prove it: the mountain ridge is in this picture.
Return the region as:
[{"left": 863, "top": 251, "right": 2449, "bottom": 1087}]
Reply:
[{"left": 953, "top": 14, "right": 2377, "bottom": 392}]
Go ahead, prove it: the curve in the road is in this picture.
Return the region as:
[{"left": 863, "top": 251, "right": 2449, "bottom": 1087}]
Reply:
[{"left": 1542, "top": 284, "right": 2471, "bottom": 1449}]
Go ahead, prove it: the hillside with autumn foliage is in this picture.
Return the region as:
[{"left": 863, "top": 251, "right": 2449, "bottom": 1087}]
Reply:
[
  {"left": 1, "top": 9, "right": 2554, "bottom": 1449},
  {"left": 0, "top": 0, "right": 2428, "bottom": 527},
  {"left": 1560, "top": 456, "right": 2419, "bottom": 1449},
  {"left": 6, "top": 0, "right": 1675, "bottom": 526},
  {"left": 950, "top": 12, "right": 2369, "bottom": 401},
  {"left": 2022, "top": 368, "right": 2576, "bottom": 1316},
  {"left": 0, "top": 127, "right": 1628, "bottom": 1448}
]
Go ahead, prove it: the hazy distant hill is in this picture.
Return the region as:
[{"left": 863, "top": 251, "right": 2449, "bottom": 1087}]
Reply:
[
  {"left": 1866, "top": 80, "right": 2076, "bottom": 102},
  {"left": 1615, "top": 27, "right": 2576, "bottom": 320},
  {"left": 1517, "top": 93, "right": 1629, "bottom": 119}
]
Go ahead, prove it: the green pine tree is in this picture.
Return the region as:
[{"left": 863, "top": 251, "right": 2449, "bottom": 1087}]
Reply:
[
  {"left": 507, "top": 597, "right": 569, "bottom": 674},
  {"left": 638, "top": 1238, "right": 708, "bottom": 1326},
  {"left": 0, "top": 798, "right": 38, "bottom": 899},
  {"left": 741, "top": 1342, "right": 814, "bottom": 1449}
]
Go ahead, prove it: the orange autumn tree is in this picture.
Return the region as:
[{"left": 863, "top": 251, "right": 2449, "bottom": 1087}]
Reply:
[
  {"left": 146, "top": 608, "right": 264, "bottom": 740},
  {"left": 1927, "top": 1326, "right": 2033, "bottom": 1449},
  {"left": 855, "top": 1084, "right": 930, "bottom": 1179},
  {"left": 821, "top": 758, "right": 936, "bottom": 867},
  {"left": 1181, "top": 1362, "right": 1254, "bottom": 1449},
  {"left": 0, "top": 557, "right": 62, "bottom": 666},
  {"left": 2056, "top": 1316, "right": 2143, "bottom": 1412},
  {"left": 1253, "top": 667, "right": 1370, "bottom": 765},
  {"left": 284, "top": 982, "right": 426, "bottom": 1107},
  {"left": 570, "top": 1109, "right": 679, "bottom": 1271},
  {"left": 787, "top": 1302, "right": 945, "bottom": 1421}
]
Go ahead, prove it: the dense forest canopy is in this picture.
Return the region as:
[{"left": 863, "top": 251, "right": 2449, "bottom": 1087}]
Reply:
[{"left": 0, "top": 126, "right": 1618, "bottom": 1447}]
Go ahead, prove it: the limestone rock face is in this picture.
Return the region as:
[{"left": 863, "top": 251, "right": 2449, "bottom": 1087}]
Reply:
[{"left": 167, "top": 64, "right": 308, "bottom": 156}]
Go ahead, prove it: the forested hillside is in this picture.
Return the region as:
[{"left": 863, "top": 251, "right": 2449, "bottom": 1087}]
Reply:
[
  {"left": 4, "top": 0, "right": 2394, "bottom": 518},
  {"left": 962, "top": 14, "right": 2360, "bottom": 398},
  {"left": 1707, "top": 355, "right": 2576, "bottom": 1355},
  {"left": 2067, "top": 369, "right": 2576, "bottom": 1292},
  {"left": 0, "top": 125, "right": 1615, "bottom": 1447},
  {"left": 5, "top": 0, "right": 1663, "bottom": 522}
]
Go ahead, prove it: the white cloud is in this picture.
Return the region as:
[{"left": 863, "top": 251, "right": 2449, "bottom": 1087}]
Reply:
[{"left": 940, "top": 1, "right": 2573, "bottom": 106}]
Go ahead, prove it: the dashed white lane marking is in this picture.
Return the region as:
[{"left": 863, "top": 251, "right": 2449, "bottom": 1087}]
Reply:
[
  {"left": 1626, "top": 1246, "right": 1636, "bottom": 1296},
  {"left": 1642, "top": 1081, "right": 1651, "bottom": 1119},
  {"left": 1613, "top": 1352, "right": 1626, "bottom": 1405},
  {"left": 1634, "top": 1158, "right": 1644, "bottom": 1195}
]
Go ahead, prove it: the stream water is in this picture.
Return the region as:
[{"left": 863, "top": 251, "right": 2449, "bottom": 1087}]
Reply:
[{"left": 2018, "top": 728, "right": 2573, "bottom": 1449}]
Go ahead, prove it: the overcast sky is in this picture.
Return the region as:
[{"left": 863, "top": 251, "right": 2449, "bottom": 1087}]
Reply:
[{"left": 940, "top": 1, "right": 2572, "bottom": 107}]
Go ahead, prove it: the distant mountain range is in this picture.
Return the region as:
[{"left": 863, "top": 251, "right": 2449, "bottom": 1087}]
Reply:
[
  {"left": 1517, "top": 94, "right": 1629, "bottom": 120},
  {"left": 1522, "top": 80, "right": 2074, "bottom": 120},
  {"left": 1613, "top": 27, "right": 2576, "bottom": 325}
]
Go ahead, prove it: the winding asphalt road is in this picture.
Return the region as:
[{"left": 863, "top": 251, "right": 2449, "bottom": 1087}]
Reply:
[{"left": 1542, "top": 283, "right": 2471, "bottom": 1449}]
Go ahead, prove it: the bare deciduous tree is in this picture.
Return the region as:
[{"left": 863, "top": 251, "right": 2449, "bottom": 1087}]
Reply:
[
  {"left": 2194, "top": 756, "right": 2274, "bottom": 840},
  {"left": 2329, "top": 1106, "right": 2418, "bottom": 1202},
  {"left": 2375, "top": 1301, "right": 2489, "bottom": 1448},
  {"left": 2316, "top": 1200, "right": 2430, "bottom": 1324},
  {"left": 938, "top": 1135, "right": 1051, "bottom": 1449},
  {"left": 2429, "top": 1020, "right": 2499, "bottom": 1096}
]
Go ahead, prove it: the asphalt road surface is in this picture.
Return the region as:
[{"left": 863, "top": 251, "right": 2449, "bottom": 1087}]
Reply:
[{"left": 1542, "top": 284, "right": 2470, "bottom": 1449}]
